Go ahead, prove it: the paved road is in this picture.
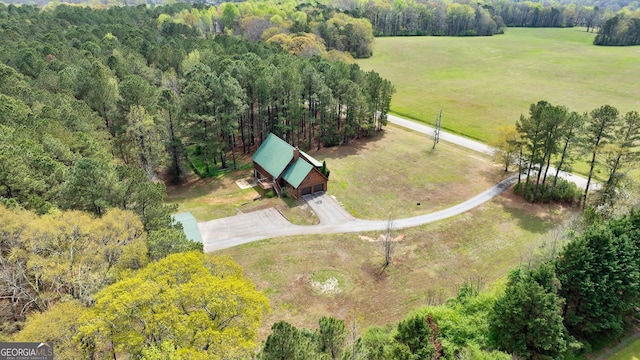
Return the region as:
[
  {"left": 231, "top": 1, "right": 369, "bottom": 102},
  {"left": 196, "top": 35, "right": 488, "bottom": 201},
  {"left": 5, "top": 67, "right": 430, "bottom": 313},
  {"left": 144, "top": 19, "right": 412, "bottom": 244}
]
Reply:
[
  {"left": 387, "top": 114, "right": 494, "bottom": 155},
  {"left": 200, "top": 114, "right": 595, "bottom": 251},
  {"left": 202, "top": 176, "right": 516, "bottom": 251}
]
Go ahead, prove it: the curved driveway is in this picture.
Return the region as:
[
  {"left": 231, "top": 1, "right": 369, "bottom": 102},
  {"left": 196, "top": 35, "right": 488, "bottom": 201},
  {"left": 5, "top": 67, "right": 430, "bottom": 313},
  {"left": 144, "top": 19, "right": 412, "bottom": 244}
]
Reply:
[{"left": 200, "top": 114, "right": 592, "bottom": 252}]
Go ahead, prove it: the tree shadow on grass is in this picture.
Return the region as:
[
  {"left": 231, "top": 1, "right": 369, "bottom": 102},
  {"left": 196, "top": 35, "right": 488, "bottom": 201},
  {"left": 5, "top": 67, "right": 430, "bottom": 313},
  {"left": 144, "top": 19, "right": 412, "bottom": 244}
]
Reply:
[
  {"left": 316, "top": 130, "right": 388, "bottom": 160},
  {"left": 503, "top": 204, "right": 555, "bottom": 234}
]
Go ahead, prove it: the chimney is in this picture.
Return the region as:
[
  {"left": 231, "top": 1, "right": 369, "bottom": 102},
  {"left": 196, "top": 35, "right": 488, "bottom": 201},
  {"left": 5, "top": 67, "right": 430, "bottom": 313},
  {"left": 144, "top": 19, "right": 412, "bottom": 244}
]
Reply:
[{"left": 293, "top": 147, "right": 300, "bottom": 161}]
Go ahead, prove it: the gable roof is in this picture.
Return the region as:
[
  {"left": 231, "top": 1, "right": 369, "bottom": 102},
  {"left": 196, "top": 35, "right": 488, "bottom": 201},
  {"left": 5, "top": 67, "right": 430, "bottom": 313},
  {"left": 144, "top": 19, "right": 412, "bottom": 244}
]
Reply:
[
  {"left": 171, "top": 212, "right": 203, "bottom": 243},
  {"left": 251, "top": 133, "right": 294, "bottom": 178},
  {"left": 282, "top": 158, "right": 314, "bottom": 189}
]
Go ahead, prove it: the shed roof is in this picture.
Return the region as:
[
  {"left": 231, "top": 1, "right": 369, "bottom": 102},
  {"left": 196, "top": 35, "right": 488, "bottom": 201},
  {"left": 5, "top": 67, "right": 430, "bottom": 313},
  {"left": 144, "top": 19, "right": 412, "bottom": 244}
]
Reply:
[
  {"left": 300, "top": 149, "right": 322, "bottom": 167},
  {"left": 282, "top": 158, "right": 313, "bottom": 189},
  {"left": 171, "top": 212, "right": 203, "bottom": 243},
  {"left": 251, "top": 133, "right": 294, "bottom": 178}
]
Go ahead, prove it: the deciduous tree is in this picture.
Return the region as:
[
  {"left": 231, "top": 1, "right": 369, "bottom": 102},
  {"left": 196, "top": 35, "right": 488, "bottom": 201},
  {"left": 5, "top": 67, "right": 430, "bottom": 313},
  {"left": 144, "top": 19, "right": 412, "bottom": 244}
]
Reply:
[{"left": 79, "top": 252, "right": 269, "bottom": 359}]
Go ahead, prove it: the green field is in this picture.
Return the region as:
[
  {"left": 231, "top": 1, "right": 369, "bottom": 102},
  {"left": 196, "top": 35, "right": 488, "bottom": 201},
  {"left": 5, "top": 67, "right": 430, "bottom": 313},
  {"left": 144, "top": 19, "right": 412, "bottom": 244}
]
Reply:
[
  {"left": 357, "top": 28, "right": 640, "bottom": 142},
  {"left": 608, "top": 338, "right": 640, "bottom": 360},
  {"left": 318, "top": 125, "right": 505, "bottom": 219},
  {"left": 169, "top": 125, "right": 507, "bottom": 221}
]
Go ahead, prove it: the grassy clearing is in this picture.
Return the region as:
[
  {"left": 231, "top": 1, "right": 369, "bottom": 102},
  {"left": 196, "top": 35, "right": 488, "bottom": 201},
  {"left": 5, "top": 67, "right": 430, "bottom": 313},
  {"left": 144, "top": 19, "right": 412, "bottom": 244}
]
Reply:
[
  {"left": 357, "top": 27, "right": 640, "bottom": 142},
  {"left": 317, "top": 125, "right": 505, "bottom": 219},
  {"left": 166, "top": 164, "right": 319, "bottom": 225},
  {"left": 220, "top": 191, "right": 578, "bottom": 338}
]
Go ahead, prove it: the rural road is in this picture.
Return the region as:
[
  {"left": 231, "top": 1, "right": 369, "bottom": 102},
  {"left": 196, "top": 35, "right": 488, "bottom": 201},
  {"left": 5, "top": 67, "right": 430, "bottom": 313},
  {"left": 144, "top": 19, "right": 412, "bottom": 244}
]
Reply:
[
  {"left": 200, "top": 114, "right": 594, "bottom": 251},
  {"left": 386, "top": 114, "right": 595, "bottom": 190}
]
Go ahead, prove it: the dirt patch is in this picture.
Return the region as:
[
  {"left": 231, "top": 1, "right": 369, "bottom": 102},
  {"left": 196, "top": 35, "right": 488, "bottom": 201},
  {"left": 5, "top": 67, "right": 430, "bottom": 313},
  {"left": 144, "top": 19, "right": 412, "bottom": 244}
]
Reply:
[
  {"left": 358, "top": 234, "right": 406, "bottom": 242},
  {"left": 310, "top": 277, "right": 342, "bottom": 295},
  {"left": 235, "top": 177, "right": 257, "bottom": 189}
]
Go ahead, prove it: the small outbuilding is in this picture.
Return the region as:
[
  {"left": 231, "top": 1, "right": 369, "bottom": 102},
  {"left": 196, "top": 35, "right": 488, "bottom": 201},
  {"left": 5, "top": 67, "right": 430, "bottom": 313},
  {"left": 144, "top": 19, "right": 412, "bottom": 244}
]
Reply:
[
  {"left": 171, "top": 212, "right": 203, "bottom": 243},
  {"left": 252, "top": 133, "right": 328, "bottom": 198}
]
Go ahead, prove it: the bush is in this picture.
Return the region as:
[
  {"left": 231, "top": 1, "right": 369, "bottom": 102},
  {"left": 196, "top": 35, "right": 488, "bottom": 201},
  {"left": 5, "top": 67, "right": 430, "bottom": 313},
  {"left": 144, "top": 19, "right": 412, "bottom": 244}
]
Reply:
[{"left": 514, "top": 177, "right": 580, "bottom": 203}]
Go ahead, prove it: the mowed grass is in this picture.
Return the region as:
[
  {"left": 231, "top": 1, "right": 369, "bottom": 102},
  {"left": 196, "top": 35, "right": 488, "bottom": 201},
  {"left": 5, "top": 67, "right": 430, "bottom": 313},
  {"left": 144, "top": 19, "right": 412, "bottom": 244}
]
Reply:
[
  {"left": 357, "top": 27, "right": 640, "bottom": 142},
  {"left": 166, "top": 163, "right": 319, "bottom": 224},
  {"left": 608, "top": 339, "right": 640, "bottom": 360},
  {"left": 316, "top": 125, "right": 506, "bottom": 219},
  {"left": 168, "top": 125, "right": 507, "bottom": 221},
  {"left": 220, "top": 191, "right": 577, "bottom": 338}
]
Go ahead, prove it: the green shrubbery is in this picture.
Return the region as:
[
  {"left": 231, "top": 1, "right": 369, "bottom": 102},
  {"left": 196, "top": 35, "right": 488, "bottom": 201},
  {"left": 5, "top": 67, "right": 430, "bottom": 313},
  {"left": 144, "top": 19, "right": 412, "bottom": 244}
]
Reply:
[{"left": 514, "top": 177, "right": 581, "bottom": 203}]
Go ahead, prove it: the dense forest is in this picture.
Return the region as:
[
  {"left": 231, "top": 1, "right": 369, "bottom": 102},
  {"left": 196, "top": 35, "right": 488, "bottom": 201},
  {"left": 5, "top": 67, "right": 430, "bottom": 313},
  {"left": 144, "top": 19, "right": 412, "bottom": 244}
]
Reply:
[
  {"left": 0, "top": 3, "right": 393, "bottom": 355},
  {"left": 594, "top": 13, "right": 640, "bottom": 44},
  {"left": 4, "top": 0, "right": 640, "bottom": 43}
]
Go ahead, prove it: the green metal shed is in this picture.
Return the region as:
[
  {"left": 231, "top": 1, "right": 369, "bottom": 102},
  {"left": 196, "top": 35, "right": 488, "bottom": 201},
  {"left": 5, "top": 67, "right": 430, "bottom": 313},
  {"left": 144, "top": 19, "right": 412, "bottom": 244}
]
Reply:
[{"left": 171, "top": 212, "right": 203, "bottom": 243}]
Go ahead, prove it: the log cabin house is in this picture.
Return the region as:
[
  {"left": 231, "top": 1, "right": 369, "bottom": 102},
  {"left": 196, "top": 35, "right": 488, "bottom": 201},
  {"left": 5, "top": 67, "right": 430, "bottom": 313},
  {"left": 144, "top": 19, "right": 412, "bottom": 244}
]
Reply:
[{"left": 252, "top": 133, "right": 328, "bottom": 198}]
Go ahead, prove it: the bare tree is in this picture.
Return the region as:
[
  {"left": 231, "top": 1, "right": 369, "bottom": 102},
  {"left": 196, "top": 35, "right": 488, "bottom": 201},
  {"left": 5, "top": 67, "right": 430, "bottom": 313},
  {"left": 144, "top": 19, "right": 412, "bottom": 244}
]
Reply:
[
  {"left": 381, "top": 217, "right": 395, "bottom": 273},
  {"left": 432, "top": 110, "right": 442, "bottom": 149}
]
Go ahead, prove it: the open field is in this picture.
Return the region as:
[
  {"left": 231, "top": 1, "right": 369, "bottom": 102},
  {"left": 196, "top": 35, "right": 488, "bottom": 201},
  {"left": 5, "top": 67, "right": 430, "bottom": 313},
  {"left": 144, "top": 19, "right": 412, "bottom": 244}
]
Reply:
[
  {"left": 169, "top": 120, "right": 581, "bottom": 341},
  {"left": 319, "top": 125, "right": 505, "bottom": 219},
  {"left": 219, "top": 190, "right": 577, "bottom": 338},
  {"left": 357, "top": 27, "right": 640, "bottom": 142}
]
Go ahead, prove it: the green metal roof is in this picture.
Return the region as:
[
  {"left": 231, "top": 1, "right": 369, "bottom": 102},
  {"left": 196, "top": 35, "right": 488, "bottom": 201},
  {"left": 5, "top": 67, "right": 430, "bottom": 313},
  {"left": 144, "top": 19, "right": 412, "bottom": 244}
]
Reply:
[
  {"left": 282, "top": 158, "right": 313, "bottom": 189},
  {"left": 299, "top": 149, "right": 322, "bottom": 167},
  {"left": 251, "top": 133, "right": 294, "bottom": 178},
  {"left": 171, "top": 212, "right": 203, "bottom": 243}
]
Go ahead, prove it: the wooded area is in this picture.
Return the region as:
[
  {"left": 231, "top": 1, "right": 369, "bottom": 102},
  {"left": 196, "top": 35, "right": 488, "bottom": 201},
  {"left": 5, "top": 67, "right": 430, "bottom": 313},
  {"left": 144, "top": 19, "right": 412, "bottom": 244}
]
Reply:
[
  {"left": 0, "top": 2, "right": 392, "bottom": 353},
  {"left": 492, "top": 101, "right": 640, "bottom": 212}
]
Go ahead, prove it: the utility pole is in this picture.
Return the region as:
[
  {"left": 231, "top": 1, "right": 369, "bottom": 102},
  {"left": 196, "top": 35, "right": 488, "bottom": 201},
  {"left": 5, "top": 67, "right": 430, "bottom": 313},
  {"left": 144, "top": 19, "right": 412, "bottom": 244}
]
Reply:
[{"left": 433, "top": 110, "right": 442, "bottom": 149}]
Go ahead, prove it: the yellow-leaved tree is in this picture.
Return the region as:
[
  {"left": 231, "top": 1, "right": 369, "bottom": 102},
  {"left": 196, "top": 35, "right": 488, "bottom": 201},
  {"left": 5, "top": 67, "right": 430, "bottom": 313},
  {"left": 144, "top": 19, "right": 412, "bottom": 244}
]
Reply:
[
  {"left": 490, "top": 125, "right": 521, "bottom": 172},
  {"left": 77, "top": 252, "right": 269, "bottom": 359},
  {"left": 0, "top": 205, "right": 148, "bottom": 331}
]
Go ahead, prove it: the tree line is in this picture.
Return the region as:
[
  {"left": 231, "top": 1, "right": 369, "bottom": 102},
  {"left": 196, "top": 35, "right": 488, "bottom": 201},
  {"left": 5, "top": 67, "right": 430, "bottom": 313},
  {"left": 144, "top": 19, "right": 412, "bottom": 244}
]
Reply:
[
  {"left": 493, "top": 101, "right": 639, "bottom": 212},
  {"left": 328, "top": 0, "right": 615, "bottom": 36},
  {"left": 594, "top": 13, "right": 640, "bottom": 45},
  {"left": 157, "top": 1, "right": 376, "bottom": 59},
  {"left": 257, "top": 209, "right": 640, "bottom": 359}
]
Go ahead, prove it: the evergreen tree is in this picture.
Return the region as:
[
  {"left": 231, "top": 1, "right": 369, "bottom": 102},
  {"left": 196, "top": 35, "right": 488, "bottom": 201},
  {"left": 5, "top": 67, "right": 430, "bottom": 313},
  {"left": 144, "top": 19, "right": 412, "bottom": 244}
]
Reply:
[{"left": 489, "top": 266, "right": 567, "bottom": 359}]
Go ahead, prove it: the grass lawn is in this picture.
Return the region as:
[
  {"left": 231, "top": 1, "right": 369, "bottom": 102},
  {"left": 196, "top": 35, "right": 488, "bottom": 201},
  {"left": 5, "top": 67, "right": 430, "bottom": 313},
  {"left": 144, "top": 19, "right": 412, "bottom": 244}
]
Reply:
[
  {"left": 220, "top": 191, "right": 577, "bottom": 338},
  {"left": 608, "top": 338, "right": 640, "bottom": 360},
  {"left": 168, "top": 114, "right": 582, "bottom": 341},
  {"left": 357, "top": 27, "right": 640, "bottom": 143},
  {"left": 166, "top": 163, "right": 319, "bottom": 225},
  {"left": 317, "top": 125, "right": 506, "bottom": 219}
]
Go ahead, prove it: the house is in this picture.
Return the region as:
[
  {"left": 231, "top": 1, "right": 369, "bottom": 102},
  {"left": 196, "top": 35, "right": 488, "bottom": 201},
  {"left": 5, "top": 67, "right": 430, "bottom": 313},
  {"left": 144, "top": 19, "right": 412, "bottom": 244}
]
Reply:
[{"left": 252, "top": 133, "right": 328, "bottom": 198}]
